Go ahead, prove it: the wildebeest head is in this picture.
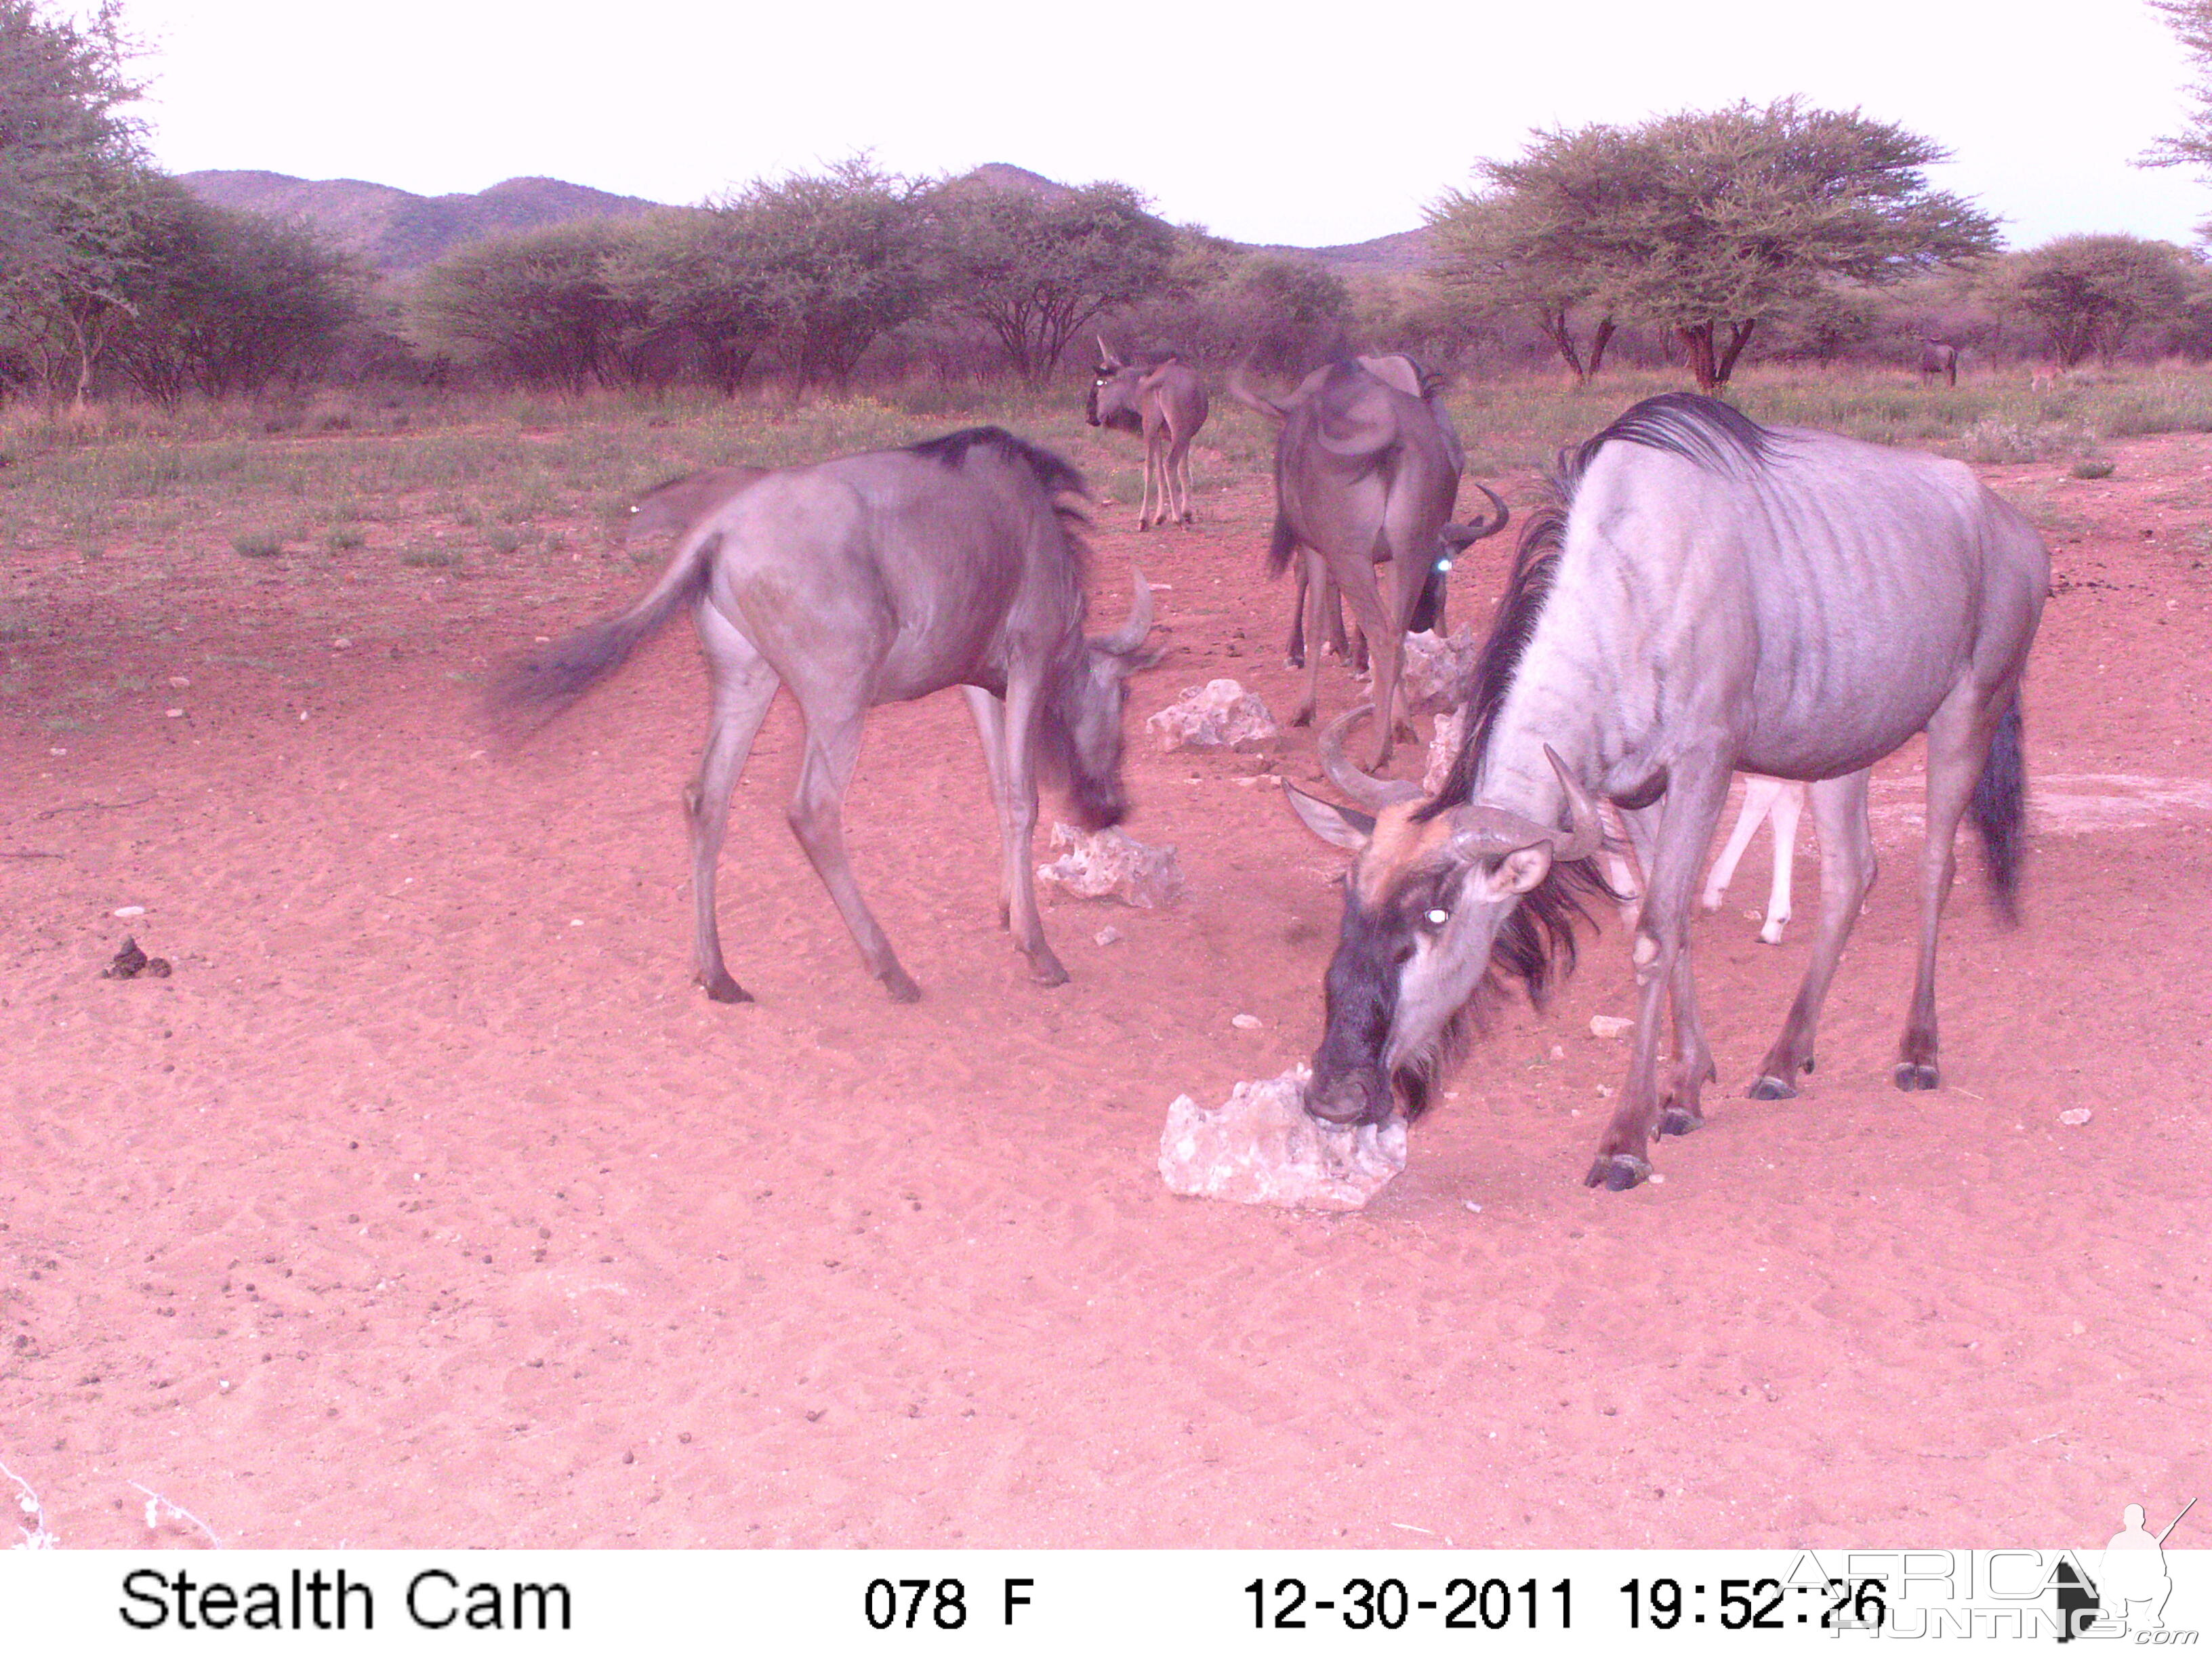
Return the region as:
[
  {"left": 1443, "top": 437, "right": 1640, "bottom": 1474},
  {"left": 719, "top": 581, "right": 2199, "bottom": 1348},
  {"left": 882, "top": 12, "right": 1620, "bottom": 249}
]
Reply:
[
  {"left": 1086, "top": 341, "right": 1151, "bottom": 435},
  {"left": 1042, "top": 569, "right": 1158, "bottom": 830},
  {"left": 1283, "top": 708, "right": 1603, "bottom": 1126}
]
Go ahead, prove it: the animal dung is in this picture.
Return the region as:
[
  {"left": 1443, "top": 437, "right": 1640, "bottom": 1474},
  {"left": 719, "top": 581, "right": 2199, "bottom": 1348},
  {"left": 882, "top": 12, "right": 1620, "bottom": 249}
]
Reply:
[
  {"left": 1589, "top": 1015, "right": 1635, "bottom": 1040},
  {"left": 1159, "top": 1067, "right": 1408, "bottom": 1212},
  {"left": 1145, "top": 678, "right": 1281, "bottom": 754},
  {"left": 1036, "top": 824, "right": 1185, "bottom": 909},
  {"left": 101, "top": 937, "right": 171, "bottom": 981}
]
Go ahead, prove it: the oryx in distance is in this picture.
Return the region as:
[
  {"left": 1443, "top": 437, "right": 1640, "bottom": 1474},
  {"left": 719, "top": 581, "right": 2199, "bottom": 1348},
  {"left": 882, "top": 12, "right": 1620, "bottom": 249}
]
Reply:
[{"left": 1286, "top": 393, "right": 2047, "bottom": 1190}]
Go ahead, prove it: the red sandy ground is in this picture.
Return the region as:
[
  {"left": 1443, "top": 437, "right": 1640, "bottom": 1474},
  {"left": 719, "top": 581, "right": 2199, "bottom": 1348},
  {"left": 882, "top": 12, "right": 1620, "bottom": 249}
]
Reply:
[{"left": 2, "top": 431, "right": 2207, "bottom": 1551}]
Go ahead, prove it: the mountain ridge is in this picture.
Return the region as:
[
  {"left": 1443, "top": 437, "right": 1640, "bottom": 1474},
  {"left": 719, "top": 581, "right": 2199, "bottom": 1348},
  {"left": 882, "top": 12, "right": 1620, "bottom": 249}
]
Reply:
[{"left": 181, "top": 165, "right": 1432, "bottom": 278}]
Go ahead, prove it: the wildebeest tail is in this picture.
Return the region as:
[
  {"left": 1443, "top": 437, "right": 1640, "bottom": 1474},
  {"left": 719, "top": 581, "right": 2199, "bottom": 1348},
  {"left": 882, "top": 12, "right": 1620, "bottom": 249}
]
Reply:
[
  {"left": 1266, "top": 508, "right": 1296, "bottom": 577},
  {"left": 487, "top": 527, "right": 720, "bottom": 734},
  {"left": 1967, "top": 695, "right": 2026, "bottom": 925}
]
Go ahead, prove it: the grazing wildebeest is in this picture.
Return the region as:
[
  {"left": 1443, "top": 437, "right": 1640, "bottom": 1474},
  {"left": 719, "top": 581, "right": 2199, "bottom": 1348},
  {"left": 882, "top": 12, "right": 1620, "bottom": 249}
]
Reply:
[
  {"left": 1088, "top": 343, "right": 1209, "bottom": 529},
  {"left": 1284, "top": 393, "right": 2047, "bottom": 1189},
  {"left": 493, "top": 427, "right": 1156, "bottom": 1004},
  {"left": 1231, "top": 354, "right": 1509, "bottom": 765},
  {"left": 1920, "top": 339, "right": 1960, "bottom": 388}
]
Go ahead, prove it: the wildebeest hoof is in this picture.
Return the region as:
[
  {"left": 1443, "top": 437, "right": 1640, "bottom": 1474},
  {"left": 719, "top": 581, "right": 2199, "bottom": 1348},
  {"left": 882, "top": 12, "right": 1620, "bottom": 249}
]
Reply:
[
  {"left": 1584, "top": 1153, "right": 1653, "bottom": 1191},
  {"left": 1029, "top": 958, "right": 1070, "bottom": 988},
  {"left": 1893, "top": 1061, "right": 1940, "bottom": 1092},
  {"left": 1658, "top": 1106, "right": 1702, "bottom": 1137},
  {"left": 700, "top": 971, "right": 754, "bottom": 1004},
  {"left": 1748, "top": 1074, "right": 1797, "bottom": 1100},
  {"left": 1290, "top": 708, "right": 1315, "bottom": 728},
  {"left": 882, "top": 967, "right": 922, "bottom": 1004}
]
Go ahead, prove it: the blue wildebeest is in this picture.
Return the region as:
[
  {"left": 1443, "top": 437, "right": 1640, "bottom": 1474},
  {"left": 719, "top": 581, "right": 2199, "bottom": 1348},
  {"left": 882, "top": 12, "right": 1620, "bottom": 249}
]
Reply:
[
  {"left": 621, "top": 464, "right": 769, "bottom": 546},
  {"left": 1231, "top": 354, "right": 1509, "bottom": 766},
  {"left": 1920, "top": 340, "right": 1960, "bottom": 388},
  {"left": 1284, "top": 393, "right": 2047, "bottom": 1189},
  {"left": 1088, "top": 344, "right": 1210, "bottom": 529},
  {"left": 493, "top": 427, "right": 1156, "bottom": 1004}
]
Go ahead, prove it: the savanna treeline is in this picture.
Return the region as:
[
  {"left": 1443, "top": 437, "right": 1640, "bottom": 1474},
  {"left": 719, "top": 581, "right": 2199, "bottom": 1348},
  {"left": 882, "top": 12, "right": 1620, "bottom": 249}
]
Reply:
[{"left": 7, "top": 0, "right": 2212, "bottom": 414}]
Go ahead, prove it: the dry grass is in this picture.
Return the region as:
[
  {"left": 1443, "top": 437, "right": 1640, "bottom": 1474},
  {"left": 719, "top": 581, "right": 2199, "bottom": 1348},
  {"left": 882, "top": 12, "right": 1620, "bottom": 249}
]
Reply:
[{"left": 3, "top": 365, "right": 2209, "bottom": 567}]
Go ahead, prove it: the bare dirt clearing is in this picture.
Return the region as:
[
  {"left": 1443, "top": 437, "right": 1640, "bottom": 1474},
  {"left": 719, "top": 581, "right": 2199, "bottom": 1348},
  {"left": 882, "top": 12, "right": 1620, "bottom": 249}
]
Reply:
[{"left": 3, "top": 429, "right": 2207, "bottom": 1549}]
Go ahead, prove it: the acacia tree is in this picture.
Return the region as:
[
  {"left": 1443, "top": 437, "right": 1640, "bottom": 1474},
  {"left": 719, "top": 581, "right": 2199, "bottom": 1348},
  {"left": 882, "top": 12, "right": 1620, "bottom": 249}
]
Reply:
[
  {"left": 605, "top": 209, "right": 786, "bottom": 396},
  {"left": 1427, "top": 126, "right": 1639, "bottom": 382},
  {"left": 934, "top": 181, "right": 1175, "bottom": 386},
  {"left": 720, "top": 157, "right": 937, "bottom": 390},
  {"left": 1437, "top": 99, "right": 1999, "bottom": 391},
  {"left": 0, "top": 0, "right": 155, "bottom": 403},
  {"left": 406, "top": 223, "right": 646, "bottom": 392},
  {"left": 2010, "top": 235, "right": 2190, "bottom": 365},
  {"left": 2144, "top": 0, "right": 2212, "bottom": 202}
]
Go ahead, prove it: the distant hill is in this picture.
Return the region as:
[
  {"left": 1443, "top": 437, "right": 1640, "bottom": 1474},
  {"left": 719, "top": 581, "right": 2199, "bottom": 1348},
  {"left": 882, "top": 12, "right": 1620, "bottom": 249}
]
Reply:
[
  {"left": 180, "top": 163, "right": 1428, "bottom": 279},
  {"left": 180, "top": 171, "right": 662, "bottom": 272}
]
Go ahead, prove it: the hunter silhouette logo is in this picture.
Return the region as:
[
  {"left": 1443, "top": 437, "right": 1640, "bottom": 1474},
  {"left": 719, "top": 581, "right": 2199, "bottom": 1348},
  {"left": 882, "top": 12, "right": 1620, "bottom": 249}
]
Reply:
[{"left": 2058, "top": 1497, "right": 2197, "bottom": 1641}]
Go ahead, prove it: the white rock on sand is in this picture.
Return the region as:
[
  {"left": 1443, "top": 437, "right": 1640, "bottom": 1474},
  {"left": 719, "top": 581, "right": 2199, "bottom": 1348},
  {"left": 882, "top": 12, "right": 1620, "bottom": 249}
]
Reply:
[
  {"left": 1036, "top": 824, "right": 1185, "bottom": 909},
  {"left": 1398, "top": 626, "right": 1481, "bottom": 716},
  {"left": 1159, "top": 1067, "right": 1407, "bottom": 1211},
  {"left": 1145, "top": 679, "right": 1281, "bottom": 754},
  {"left": 1423, "top": 705, "right": 1467, "bottom": 796}
]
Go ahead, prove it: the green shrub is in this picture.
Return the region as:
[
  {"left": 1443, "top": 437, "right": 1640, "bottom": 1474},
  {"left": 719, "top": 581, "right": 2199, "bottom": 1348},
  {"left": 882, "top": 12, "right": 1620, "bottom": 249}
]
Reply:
[
  {"left": 399, "top": 544, "right": 459, "bottom": 568},
  {"left": 232, "top": 529, "right": 285, "bottom": 558},
  {"left": 2070, "top": 458, "right": 2116, "bottom": 479}
]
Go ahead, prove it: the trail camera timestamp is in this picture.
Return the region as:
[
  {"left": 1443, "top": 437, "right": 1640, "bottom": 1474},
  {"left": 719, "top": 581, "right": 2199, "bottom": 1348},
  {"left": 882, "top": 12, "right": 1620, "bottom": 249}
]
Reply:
[{"left": 1246, "top": 1576, "right": 1572, "bottom": 1631}]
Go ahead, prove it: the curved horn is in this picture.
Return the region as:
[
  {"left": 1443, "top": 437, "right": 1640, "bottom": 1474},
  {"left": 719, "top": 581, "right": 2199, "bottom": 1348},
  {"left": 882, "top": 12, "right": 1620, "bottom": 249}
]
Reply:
[
  {"left": 1319, "top": 705, "right": 1423, "bottom": 813},
  {"left": 1095, "top": 335, "right": 1122, "bottom": 371},
  {"left": 1541, "top": 745, "right": 1604, "bottom": 861},
  {"left": 1445, "top": 746, "right": 1603, "bottom": 863},
  {"left": 1227, "top": 355, "right": 1286, "bottom": 422},
  {"left": 1441, "top": 481, "right": 1511, "bottom": 549},
  {"left": 1095, "top": 565, "right": 1154, "bottom": 655}
]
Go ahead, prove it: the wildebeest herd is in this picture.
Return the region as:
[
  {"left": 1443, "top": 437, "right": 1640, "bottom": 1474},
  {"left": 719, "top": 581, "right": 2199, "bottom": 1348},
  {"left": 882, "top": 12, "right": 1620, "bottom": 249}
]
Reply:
[{"left": 496, "top": 356, "right": 2049, "bottom": 1193}]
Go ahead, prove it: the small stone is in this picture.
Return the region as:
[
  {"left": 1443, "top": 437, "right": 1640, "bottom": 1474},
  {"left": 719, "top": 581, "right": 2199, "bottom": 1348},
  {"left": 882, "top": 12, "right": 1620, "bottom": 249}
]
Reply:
[
  {"left": 332, "top": 638, "right": 352, "bottom": 649},
  {"left": 1146, "top": 679, "right": 1281, "bottom": 754},
  {"left": 167, "top": 676, "right": 190, "bottom": 688},
  {"left": 1550, "top": 1044, "right": 1565, "bottom": 1060},
  {"left": 1462, "top": 1200, "right": 1483, "bottom": 1213},
  {"left": 2058, "top": 1107, "right": 2092, "bottom": 1126},
  {"left": 1036, "top": 824, "right": 1185, "bottom": 909},
  {"left": 113, "top": 905, "right": 146, "bottom": 918},
  {"left": 1160, "top": 1068, "right": 1406, "bottom": 1211},
  {"left": 1230, "top": 1013, "right": 1261, "bottom": 1030},
  {"left": 1589, "top": 1015, "right": 1635, "bottom": 1040},
  {"left": 1093, "top": 926, "right": 1123, "bottom": 946},
  {"left": 165, "top": 708, "right": 184, "bottom": 718},
  {"left": 1423, "top": 705, "right": 1467, "bottom": 795}
]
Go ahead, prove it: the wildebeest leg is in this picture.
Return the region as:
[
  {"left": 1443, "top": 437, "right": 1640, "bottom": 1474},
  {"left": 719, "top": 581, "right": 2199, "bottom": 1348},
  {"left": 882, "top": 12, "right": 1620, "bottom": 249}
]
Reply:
[
  {"left": 1749, "top": 771, "right": 1875, "bottom": 1098},
  {"left": 685, "top": 610, "right": 782, "bottom": 1004},
  {"left": 962, "top": 686, "right": 1014, "bottom": 928},
  {"left": 1618, "top": 801, "right": 1716, "bottom": 1139},
  {"left": 1170, "top": 430, "right": 1196, "bottom": 523},
  {"left": 1587, "top": 760, "right": 1731, "bottom": 1189},
  {"left": 1339, "top": 556, "right": 1406, "bottom": 766},
  {"left": 1139, "top": 417, "right": 1165, "bottom": 530},
  {"left": 996, "top": 674, "right": 1069, "bottom": 987},
  {"left": 1291, "top": 551, "right": 1327, "bottom": 726},
  {"left": 1895, "top": 691, "right": 2002, "bottom": 1090},
  {"left": 785, "top": 705, "right": 922, "bottom": 1003},
  {"left": 1285, "top": 555, "right": 1308, "bottom": 670}
]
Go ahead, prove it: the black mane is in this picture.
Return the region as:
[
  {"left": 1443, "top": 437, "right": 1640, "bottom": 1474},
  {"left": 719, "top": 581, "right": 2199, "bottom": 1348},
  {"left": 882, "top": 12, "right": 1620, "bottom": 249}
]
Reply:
[
  {"left": 907, "top": 426, "right": 1089, "bottom": 502},
  {"left": 1563, "top": 391, "right": 1775, "bottom": 486}
]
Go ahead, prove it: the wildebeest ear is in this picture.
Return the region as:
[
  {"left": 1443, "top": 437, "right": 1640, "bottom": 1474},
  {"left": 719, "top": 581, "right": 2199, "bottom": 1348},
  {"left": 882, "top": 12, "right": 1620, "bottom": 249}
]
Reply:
[{"left": 1283, "top": 781, "right": 1374, "bottom": 852}]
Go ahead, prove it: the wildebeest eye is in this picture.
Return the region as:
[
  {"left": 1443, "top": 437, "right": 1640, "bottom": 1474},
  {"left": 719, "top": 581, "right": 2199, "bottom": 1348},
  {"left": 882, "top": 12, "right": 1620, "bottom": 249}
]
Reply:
[{"left": 1423, "top": 907, "right": 1450, "bottom": 929}]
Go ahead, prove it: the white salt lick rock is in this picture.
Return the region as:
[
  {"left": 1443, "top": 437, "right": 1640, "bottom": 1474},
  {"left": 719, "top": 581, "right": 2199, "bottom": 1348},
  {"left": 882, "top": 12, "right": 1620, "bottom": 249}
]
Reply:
[
  {"left": 1036, "top": 824, "right": 1185, "bottom": 909},
  {"left": 1160, "top": 1067, "right": 1408, "bottom": 1212},
  {"left": 1147, "top": 679, "right": 1281, "bottom": 754}
]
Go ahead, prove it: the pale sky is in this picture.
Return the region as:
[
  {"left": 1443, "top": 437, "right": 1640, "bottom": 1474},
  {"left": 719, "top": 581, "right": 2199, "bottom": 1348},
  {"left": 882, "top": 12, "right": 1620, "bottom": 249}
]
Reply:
[{"left": 118, "top": 0, "right": 2208, "bottom": 251}]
